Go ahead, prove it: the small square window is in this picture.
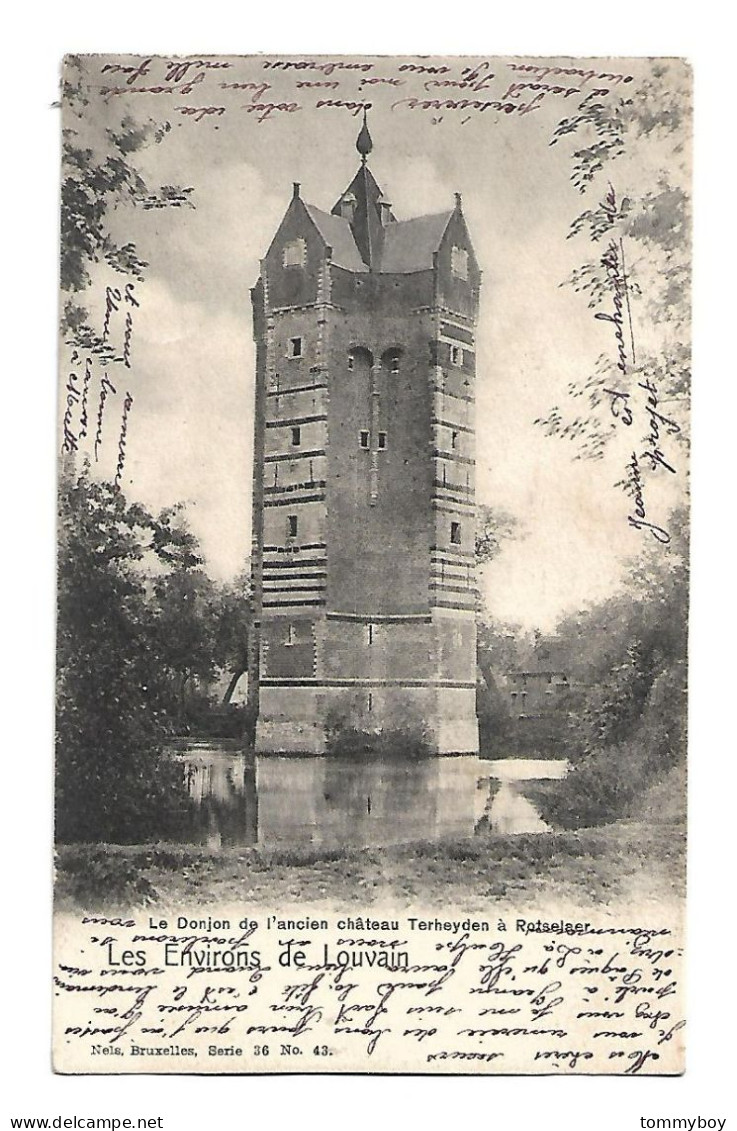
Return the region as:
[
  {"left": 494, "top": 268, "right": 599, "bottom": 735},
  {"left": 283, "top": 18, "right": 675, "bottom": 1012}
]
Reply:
[
  {"left": 378, "top": 432, "right": 387, "bottom": 450},
  {"left": 287, "top": 514, "right": 298, "bottom": 538},
  {"left": 450, "top": 521, "right": 462, "bottom": 545},
  {"left": 283, "top": 239, "right": 306, "bottom": 268},
  {"left": 291, "top": 426, "right": 301, "bottom": 446},
  {"left": 359, "top": 430, "right": 370, "bottom": 449},
  {"left": 451, "top": 345, "right": 463, "bottom": 367},
  {"left": 288, "top": 337, "right": 303, "bottom": 358}
]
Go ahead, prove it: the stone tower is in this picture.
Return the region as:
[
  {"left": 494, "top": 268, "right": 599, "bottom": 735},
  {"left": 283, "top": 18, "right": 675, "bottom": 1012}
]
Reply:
[{"left": 249, "top": 118, "right": 481, "bottom": 754}]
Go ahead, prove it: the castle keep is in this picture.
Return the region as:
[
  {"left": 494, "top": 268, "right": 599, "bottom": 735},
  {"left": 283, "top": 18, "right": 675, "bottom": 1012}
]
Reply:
[{"left": 249, "top": 119, "right": 481, "bottom": 754}]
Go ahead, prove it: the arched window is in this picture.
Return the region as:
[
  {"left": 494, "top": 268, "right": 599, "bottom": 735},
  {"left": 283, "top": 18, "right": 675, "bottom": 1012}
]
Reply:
[{"left": 382, "top": 347, "right": 402, "bottom": 375}]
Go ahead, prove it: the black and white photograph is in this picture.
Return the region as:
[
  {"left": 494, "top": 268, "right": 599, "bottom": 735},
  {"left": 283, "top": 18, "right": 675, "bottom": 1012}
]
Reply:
[{"left": 50, "top": 51, "right": 691, "bottom": 1076}]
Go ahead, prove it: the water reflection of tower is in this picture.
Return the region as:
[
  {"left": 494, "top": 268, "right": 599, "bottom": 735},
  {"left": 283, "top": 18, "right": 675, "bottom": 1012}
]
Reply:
[
  {"left": 249, "top": 115, "right": 482, "bottom": 755},
  {"left": 184, "top": 750, "right": 258, "bottom": 847}
]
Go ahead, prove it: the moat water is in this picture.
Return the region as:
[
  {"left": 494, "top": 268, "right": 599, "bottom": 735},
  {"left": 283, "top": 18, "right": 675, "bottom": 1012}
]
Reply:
[{"left": 171, "top": 743, "right": 568, "bottom": 849}]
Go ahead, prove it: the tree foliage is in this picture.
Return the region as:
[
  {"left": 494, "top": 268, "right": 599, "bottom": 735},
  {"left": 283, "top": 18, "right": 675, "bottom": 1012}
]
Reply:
[
  {"left": 475, "top": 505, "right": 520, "bottom": 566},
  {"left": 60, "top": 56, "right": 193, "bottom": 357},
  {"left": 536, "top": 63, "right": 691, "bottom": 461},
  {"left": 56, "top": 469, "right": 202, "bottom": 843},
  {"left": 210, "top": 570, "right": 252, "bottom": 706},
  {"left": 525, "top": 515, "right": 688, "bottom": 826}
]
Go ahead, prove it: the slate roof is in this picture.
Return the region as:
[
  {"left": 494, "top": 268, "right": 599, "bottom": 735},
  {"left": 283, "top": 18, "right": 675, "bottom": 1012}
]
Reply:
[
  {"left": 380, "top": 211, "right": 454, "bottom": 273},
  {"left": 304, "top": 204, "right": 368, "bottom": 273},
  {"left": 331, "top": 163, "right": 389, "bottom": 269},
  {"left": 300, "top": 149, "right": 456, "bottom": 274},
  {"left": 305, "top": 189, "right": 453, "bottom": 275}
]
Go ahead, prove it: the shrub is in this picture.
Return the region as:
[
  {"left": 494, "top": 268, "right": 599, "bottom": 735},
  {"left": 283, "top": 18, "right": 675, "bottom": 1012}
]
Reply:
[
  {"left": 324, "top": 722, "right": 433, "bottom": 760},
  {"left": 527, "top": 662, "right": 686, "bottom": 828},
  {"left": 57, "top": 849, "right": 159, "bottom": 907}
]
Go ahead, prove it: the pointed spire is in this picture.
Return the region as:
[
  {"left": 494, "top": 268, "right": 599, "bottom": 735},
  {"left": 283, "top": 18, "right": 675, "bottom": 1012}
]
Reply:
[
  {"left": 331, "top": 112, "right": 393, "bottom": 269},
  {"left": 356, "top": 108, "right": 373, "bottom": 164}
]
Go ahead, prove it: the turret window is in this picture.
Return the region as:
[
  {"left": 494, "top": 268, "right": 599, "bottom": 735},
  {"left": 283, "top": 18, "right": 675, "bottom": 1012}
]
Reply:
[
  {"left": 283, "top": 239, "right": 306, "bottom": 268},
  {"left": 288, "top": 337, "right": 303, "bottom": 358},
  {"left": 451, "top": 246, "right": 468, "bottom": 280}
]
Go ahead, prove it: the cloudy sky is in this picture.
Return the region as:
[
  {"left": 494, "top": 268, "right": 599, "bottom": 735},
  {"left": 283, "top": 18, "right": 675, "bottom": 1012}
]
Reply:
[{"left": 64, "top": 54, "right": 688, "bottom": 629}]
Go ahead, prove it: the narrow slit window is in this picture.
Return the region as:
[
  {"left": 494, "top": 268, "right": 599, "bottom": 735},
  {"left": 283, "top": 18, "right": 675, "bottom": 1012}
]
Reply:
[
  {"left": 288, "top": 336, "right": 303, "bottom": 358},
  {"left": 377, "top": 431, "right": 387, "bottom": 450},
  {"left": 291, "top": 426, "right": 301, "bottom": 446},
  {"left": 390, "top": 356, "right": 400, "bottom": 374},
  {"left": 451, "top": 345, "right": 463, "bottom": 367},
  {"left": 368, "top": 623, "right": 375, "bottom": 645},
  {"left": 359, "top": 430, "right": 370, "bottom": 449},
  {"left": 451, "top": 430, "right": 459, "bottom": 449},
  {"left": 368, "top": 693, "right": 373, "bottom": 712},
  {"left": 347, "top": 354, "right": 354, "bottom": 371},
  {"left": 450, "top": 521, "right": 462, "bottom": 545},
  {"left": 287, "top": 514, "right": 298, "bottom": 538},
  {"left": 286, "top": 623, "right": 296, "bottom": 646}
]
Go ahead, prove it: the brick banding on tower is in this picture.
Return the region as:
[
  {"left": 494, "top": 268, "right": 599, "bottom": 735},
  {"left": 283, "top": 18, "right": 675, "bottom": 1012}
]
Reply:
[{"left": 249, "top": 119, "right": 482, "bottom": 754}]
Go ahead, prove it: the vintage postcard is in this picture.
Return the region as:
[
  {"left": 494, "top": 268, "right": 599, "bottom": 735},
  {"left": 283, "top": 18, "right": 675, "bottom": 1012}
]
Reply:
[{"left": 54, "top": 53, "right": 690, "bottom": 1074}]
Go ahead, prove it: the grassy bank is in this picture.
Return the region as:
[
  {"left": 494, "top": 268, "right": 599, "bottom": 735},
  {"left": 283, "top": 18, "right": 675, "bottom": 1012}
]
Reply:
[{"left": 55, "top": 816, "right": 684, "bottom": 915}]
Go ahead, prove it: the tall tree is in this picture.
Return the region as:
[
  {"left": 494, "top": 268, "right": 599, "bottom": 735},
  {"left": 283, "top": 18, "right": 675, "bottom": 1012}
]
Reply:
[
  {"left": 56, "top": 469, "right": 198, "bottom": 842},
  {"left": 210, "top": 569, "right": 252, "bottom": 707}
]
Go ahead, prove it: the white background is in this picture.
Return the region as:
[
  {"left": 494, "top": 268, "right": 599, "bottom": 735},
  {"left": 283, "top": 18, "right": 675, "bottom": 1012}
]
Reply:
[{"left": 2, "top": 4, "right": 734, "bottom": 1129}]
